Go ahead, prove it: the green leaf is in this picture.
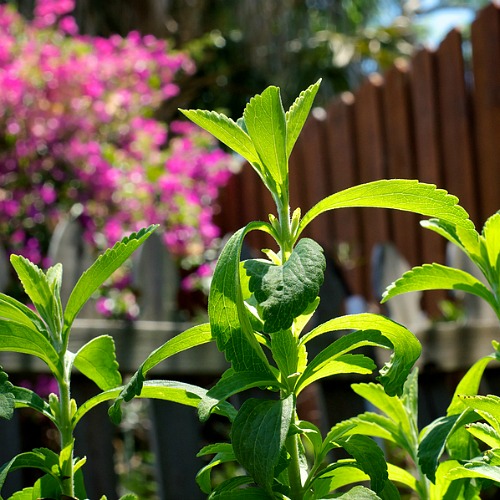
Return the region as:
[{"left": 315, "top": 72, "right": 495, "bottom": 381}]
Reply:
[
  {"left": 420, "top": 219, "right": 481, "bottom": 264},
  {"left": 336, "top": 485, "right": 383, "bottom": 499},
  {"left": 285, "top": 79, "right": 321, "bottom": 159},
  {"left": 244, "top": 238, "right": 326, "bottom": 333},
  {"left": 382, "top": 264, "right": 497, "bottom": 314},
  {"left": 301, "top": 314, "right": 421, "bottom": 396},
  {"left": 108, "top": 323, "right": 214, "bottom": 423},
  {"left": 350, "top": 383, "right": 414, "bottom": 453},
  {"left": 482, "top": 212, "right": 500, "bottom": 273},
  {"left": 209, "top": 225, "right": 274, "bottom": 372},
  {"left": 73, "top": 335, "right": 122, "bottom": 391},
  {"left": 0, "top": 293, "right": 50, "bottom": 340},
  {"left": 0, "top": 319, "right": 62, "bottom": 376},
  {"left": 64, "top": 225, "right": 157, "bottom": 332},
  {"left": 0, "top": 448, "right": 61, "bottom": 491},
  {"left": 231, "top": 395, "right": 294, "bottom": 492},
  {"left": 446, "top": 353, "right": 497, "bottom": 415},
  {"left": 337, "top": 435, "right": 389, "bottom": 494},
  {"left": 299, "top": 352, "right": 376, "bottom": 389},
  {"left": 0, "top": 369, "right": 53, "bottom": 422},
  {"left": 9, "top": 256, "right": 62, "bottom": 339},
  {"left": 179, "top": 109, "right": 260, "bottom": 167},
  {"left": 418, "top": 411, "right": 479, "bottom": 483},
  {"left": 459, "top": 394, "right": 500, "bottom": 431},
  {"left": 298, "top": 180, "right": 472, "bottom": 240},
  {"left": 243, "top": 85, "right": 287, "bottom": 196},
  {"left": 446, "top": 462, "right": 500, "bottom": 484},
  {"left": 95, "top": 380, "right": 236, "bottom": 427},
  {"left": 196, "top": 443, "right": 236, "bottom": 494},
  {"left": 0, "top": 370, "right": 15, "bottom": 421},
  {"left": 198, "top": 369, "right": 281, "bottom": 422},
  {"left": 271, "top": 328, "right": 306, "bottom": 381},
  {"left": 466, "top": 422, "right": 500, "bottom": 448},
  {"left": 387, "top": 464, "right": 420, "bottom": 494}
]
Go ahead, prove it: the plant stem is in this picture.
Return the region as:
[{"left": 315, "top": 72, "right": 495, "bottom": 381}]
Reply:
[
  {"left": 286, "top": 420, "right": 304, "bottom": 500},
  {"left": 58, "top": 365, "right": 75, "bottom": 497}
]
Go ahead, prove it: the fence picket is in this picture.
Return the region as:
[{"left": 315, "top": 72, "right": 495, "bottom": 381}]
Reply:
[
  {"left": 471, "top": 3, "right": 500, "bottom": 225},
  {"left": 436, "top": 29, "right": 479, "bottom": 225}
]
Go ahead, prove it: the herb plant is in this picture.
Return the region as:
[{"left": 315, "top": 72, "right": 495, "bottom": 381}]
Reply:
[
  {"left": 0, "top": 80, "right": 486, "bottom": 499},
  {"left": 109, "top": 81, "right": 473, "bottom": 498},
  {"left": 0, "top": 225, "right": 235, "bottom": 499}
]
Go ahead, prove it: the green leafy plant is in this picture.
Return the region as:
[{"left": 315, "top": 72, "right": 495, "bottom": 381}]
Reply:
[
  {"left": 0, "top": 225, "right": 239, "bottom": 499},
  {"left": 350, "top": 209, "right": 500, "bottom": 496},
  {"left": 109, "top": 81, "right": 475, "bottom": 498}
]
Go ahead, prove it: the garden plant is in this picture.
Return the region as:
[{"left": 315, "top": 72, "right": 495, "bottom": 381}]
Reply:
[{"left": 1, "top": 80, "right": 499, "bottom": 499}]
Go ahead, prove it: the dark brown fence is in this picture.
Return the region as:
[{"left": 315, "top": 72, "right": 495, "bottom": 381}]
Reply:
[{"left": 216, "top": 3, "right": 500, "bottom": 313}]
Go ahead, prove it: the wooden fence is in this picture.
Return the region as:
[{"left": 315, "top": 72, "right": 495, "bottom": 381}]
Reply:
[{"left": 215, "top": 2, "right": 500, "bottom": 315}]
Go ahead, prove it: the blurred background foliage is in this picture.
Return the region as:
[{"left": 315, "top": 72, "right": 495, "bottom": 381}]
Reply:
[{"left": 3, "top": 0, "right": 490, "bottom": 117}]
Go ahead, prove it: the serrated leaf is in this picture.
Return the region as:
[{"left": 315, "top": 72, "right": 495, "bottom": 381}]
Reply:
[
  {"left": 244, "top": 238, "right": 326, "bottom": 333},
  {"left": 446, "top": 462, "right": 500, "bottom": 484},
  {"left": 231, "top": 395, "right": 294, "bottom": 492},
  {"left": 421, "top": 218, "right": 481, "bottom": 264},
  {"left": 271, "top": 328, "right": 306, "bottom": 380},
  {"left": 350, "top": 383, "right": 413, "bottom": 449},
  {"left": 382, "top": 263, "right": 498, "bottom": 315},
  {"left": 0, "top": 369, "right": 52, "bottom": 421},
  {"left": 198, "top": 369, "right": 281, "bottom": 422},
  {"left": 0, "top": 370, "right": 15, "bottom": 420},
  {"left": 209, "top": 224, "right": 274, "bottom": 372},
  {"left": 337, "top": 435, "right": 389, "bottom": 494},
  {"left": 64, "top": 225, "right": 157, "bottom": 332},
  {"left": 418, "top": 411, "right": 478, "bottom": 483},
  {"left": 108, "top": 323, "right": 214, "bottom": 423},
  {"left": 482, "top": 212, "right": 500, "bottom": 273},
  {"left": 10, "top": 255, "right": 61, "bottom": 338},
  {"left": 336, "top": 485, "right": 383, "bottom": 499},
  {"left": 459, "top": 394, "right": 500, "bottom": 431},
  {"left": 466, "top": 422, "right": 500, "bottom": 448},
  {"left": 285, "top": 79, "right": 321, "bottom": 158},
  {"left": 0, "top": 319, "right": 62, "bottom": 376},
  {"left": 298, "top": 180, "right": 472, "bottom": 239},
  {"left": 196, "top": 443, "right": 236, "bottom": 494},
  {"left": 92, "top": 380, "right": 236, "bottom": 427},
  {"left": 73, "top": 335, "right": 122, "bottom": 391},
  {"left": 209, "top": 484, "right": 269, "bottom": 498},
  {"left": 301, "top": 314, "right": 421, "bottom": 397},
  {"left": 0, "top": 293, "right": 51, "bottom": 340},
  {"left": 180, "top": 109, "right": 260, "bottom": 166},
  {"left": 243, "top": 86, "right": 287, "bottom": 196},
  {"left": 447, "top": 355, "right": 496, "bottom": 416},
  {"left": 0, "top": 448, "right": 60, "bottom": 491},
  {"left": 299, "top": 352, "right": 375, "bottom": 389}
]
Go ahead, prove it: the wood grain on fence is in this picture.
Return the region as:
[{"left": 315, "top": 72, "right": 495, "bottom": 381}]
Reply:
[{"left": 216, "top": 3, "right": 500, "bottom": 310}]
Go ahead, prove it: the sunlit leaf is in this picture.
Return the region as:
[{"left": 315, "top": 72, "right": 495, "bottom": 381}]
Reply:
[
  {"left": 243, "top": 85, "right": 287, "bottom": 195},
  {"left": 244, "top": 238, "right": 325, "bottom": 333},
  {"left": 285, "top": 79, "right": 321, "bottom": 158},
  {"left": 298, "top": 180, "right": 472, "bottom": 240},
  {"left": 64, "top": 225, "right": 158, "bottom": 332},
  {"left": 73, "top": 335, "right": 122, "bottom": 391}
]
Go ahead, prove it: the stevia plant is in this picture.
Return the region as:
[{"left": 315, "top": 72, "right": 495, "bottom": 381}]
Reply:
[
  {"left": 356, "top": 209, "right": 500, "bottom": 496},
  {"left": 109, "top": 80, "right": 474, "bottom": 498},
  {"left": 0, "top": 225, "right": 236, "bottom": 499}
]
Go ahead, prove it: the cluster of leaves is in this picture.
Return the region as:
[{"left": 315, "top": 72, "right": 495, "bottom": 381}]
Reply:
[
  {"left": 0, "top": 0, "right": 236, "bottom": 316},
  {"left": 2, "top": 79, "right": 500, "bottom": 499}
]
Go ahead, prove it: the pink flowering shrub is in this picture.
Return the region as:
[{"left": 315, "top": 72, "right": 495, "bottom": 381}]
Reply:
[{"left": 0, "top": 1, "right": 236, "bottom": 317}]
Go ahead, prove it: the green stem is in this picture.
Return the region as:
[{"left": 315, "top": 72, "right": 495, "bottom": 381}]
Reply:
[
  {"left": 286, "top": 420, "right": 304, "bottom": 500},
  {"left": 58, "top": 364, "right": 75, "bottom": 497}
]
